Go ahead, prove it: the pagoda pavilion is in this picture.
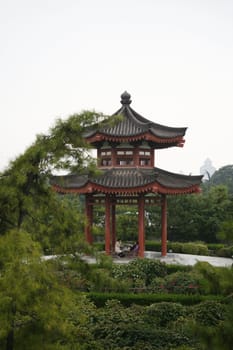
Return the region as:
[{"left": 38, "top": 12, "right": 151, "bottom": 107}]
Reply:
[{"left": 51, "top": 92, "right": 202, "bottom": 257}]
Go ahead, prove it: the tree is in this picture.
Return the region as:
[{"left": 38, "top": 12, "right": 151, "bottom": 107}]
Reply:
[
  {"left": 0, "top": 230, "right": 97, "bottom": 350},
  {"left": 0, "top": 111, "right": 112, "bottom": 253},
  {"left": 216, "top": 220, "right": 233, "bottom": 245},
  {"left": 116, "top": 206, "right": 138, "bottom": 241},
  {"left": 167, "top": 185, "right": 232, "bottom": 243},
  {"left": 203, "top": 164, "right": 233, "bottom": 194},
  {"left": 199, "top": 186, "right": 232, "bottom": 243},
  {"left": 167, "top": 194, "right": 202, "bottom": 242},
  {"left": 0, "top": 112, "right": 105, "bottom": 229}
]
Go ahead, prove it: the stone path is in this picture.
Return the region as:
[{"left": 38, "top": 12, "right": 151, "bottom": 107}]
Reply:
[
  {"left": 81, "top": 251, "right": 233, "bottom": 267},
  {"left": 145, "top": 251, "right": 233, "bottom": 267}
]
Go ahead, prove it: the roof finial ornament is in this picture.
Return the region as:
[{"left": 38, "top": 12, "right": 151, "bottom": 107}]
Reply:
[{"left": 121, "top": 91, "right": 132, "bottom": 105}]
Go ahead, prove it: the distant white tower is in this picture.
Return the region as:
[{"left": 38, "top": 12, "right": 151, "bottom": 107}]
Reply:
[{"left": 200, "top": 158, "right": 216, "bottom": 180}]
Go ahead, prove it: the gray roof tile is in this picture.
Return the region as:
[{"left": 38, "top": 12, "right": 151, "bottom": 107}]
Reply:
[
  {"left": 85, "top": 92, "right": 187, "bottom": 140},
  {"left": 51, "top": 167, "right": 202, "bottom": 192}
]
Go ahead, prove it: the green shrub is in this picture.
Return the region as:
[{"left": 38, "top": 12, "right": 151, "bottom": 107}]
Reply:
[
  {"left": 195, "top": 243, "right": 209, "bottom": 255},
  {"left": 58, "top": 269, "right": 91, "bottom": 291},
  {"left": 150, "top": 271, "right": 202, "bottom": 295},
  {"left": 145, "top": 241, "right": 161, "bottom": 251},
  {"left": 145, "top": 302, "right": 185, "bottom": 326},
  {"left": 191, "top": 300, "right": 226, "bottom": 326},
  {"left": 216, "top": 245, "right": 233, "bottom": 258},
  {"left": 178, "top": 242, "right": 209, "bottom": 255},
  {"left": 89, "top": 268, "right": 131, "bottom": 293},
  {"left": 146, "top": 241, "right": 209, "bottom": 256},
  {"left": 224, "top": 293, "right": 233, "bottom": 304},
  {"left": 166, "top": 271, "right": 202, "bottom": 295},
  {"left": 207, "top": 243, "right": 225, "bottom": 252},
  {"left": 194, "top": 262, "right": 233, "bottom": 295},
  {"left": 149, "top": 277, "right": 167, "bottom": 293},
  {"left": 95, "top": 252, "right": 113, "bottom": 269},
  {"left": 112, "top": 259, "right": 167, "bottom": 287},
  {"left": 166, "top": 264, "right": 193, "bottom": 274},
  {"left": 93, "top": 242, "right": 105, "bottom": 251},
  {"left": 170, "top": 242, "right": 183, "bottom": 253},
  {"left": 180, "top": 243, "right": 200, "bottom": 255}
]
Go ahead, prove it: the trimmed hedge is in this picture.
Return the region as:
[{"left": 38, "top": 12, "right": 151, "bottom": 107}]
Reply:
[
  {"left": 206, "top": 243, "right": 225, "bottom": 251},
  {"left": 216, "top": 245, "right": 233, "bottom": 258},
  {"left": 145, "top": 241, "right": 162, "bottom": 251},
  {"left": 93, "top": 242, "right": 105, "bottom": 251},
  {"left": 166, "top": 264, "right": 193, "bottom": 274},
  {"left": 86, "top": 291, "right": 224, "bottom": 307}
]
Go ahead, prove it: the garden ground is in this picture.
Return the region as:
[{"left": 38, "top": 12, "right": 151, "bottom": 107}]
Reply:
[{"left": 81, "top": 251, "right": 233, "bottom": 267}]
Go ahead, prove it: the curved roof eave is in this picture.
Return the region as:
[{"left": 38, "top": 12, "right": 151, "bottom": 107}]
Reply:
[
  {"left": 52, "top": 182, "right": 202, "bottom": 195},
  {"left": 51, "top": 167, "right": 203, "bottom": 195},
  {"left": 85, "top": 131, "right": 185, "bottom": 147},
  {"left": 84, "top": 92, "right": 187, "bottom": 142}
]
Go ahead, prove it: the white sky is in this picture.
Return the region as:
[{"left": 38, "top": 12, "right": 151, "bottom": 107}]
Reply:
[{"left": 0, "top": 0, "right": 232, "bottom": 175}]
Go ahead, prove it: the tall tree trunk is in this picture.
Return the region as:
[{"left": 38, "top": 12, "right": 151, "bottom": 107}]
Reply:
[
  {"left": 17, "top": 198, "right": 26, "bottom": 229},
  {"left": 6, "top": 329, "right": 14, "bottom": 350}
]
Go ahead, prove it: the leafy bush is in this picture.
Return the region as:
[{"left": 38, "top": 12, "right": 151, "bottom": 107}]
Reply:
[
  {"left": 207, "top": 243, "right": 225, "bottom": 252},
  {"left": 181, "top": 243, "right": 200, "bottom": 255},
  {"left": 145, "top": 302, "right": 185, "bottom": 327},
  {"left": 91, "top": 300, "right": 192, "bottom": 349},
  {"left": 89, "top": 268, "right": 131, "bottom": 293},
  {"left": 95, "top": 252, "right": 113, "bottom": 269},
  {"left": 58, "top": 269, "right": 91, "bottom": 291},
  {"left": 194, "top": 262, "right": 233, "bottom": 295},
  {"left": 112, "top": 259, "right": 167, "bottom": 287},
  {"left": 169, "top": 242, "right": 183, "bottom": 253},
  {"left": 216, "top": 245, "right": 233, "bottom": 258},
  {"left": 166, "top": 264, "right": 193, "bottom": 274},
  {"left": 166, "top": 271, "right": 202, "bottom": 294},
  {"left": 191, "top": 300, "right": 226, "bottom": 326},
  {"left": 179, "top": 242, "right": 208, "bottom": 255},
  {"left": 150, "top": 271, "right": 202, "bottom": 295},
  {"left": 145, "top": 241, "right": 161, "bottom": 251},
  {"left": 93, "top": 242, "right": 105, "bottom": 251}
]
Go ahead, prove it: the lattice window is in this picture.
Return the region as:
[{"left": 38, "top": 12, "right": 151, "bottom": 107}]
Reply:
[
  {"left": 116, "top": 150, "right": 133, "bottom": 155},
  {"left": 117, "top": 158, "right": 133, "bottom": 166},
  {"left": 101, "top": 158, "right": 112, "bottom": 166},
  {"left": 140, "top": 158, "right": 151, "bottom": 166}
]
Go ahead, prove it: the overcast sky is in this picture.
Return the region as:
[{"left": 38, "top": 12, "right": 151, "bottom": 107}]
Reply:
[{"left": 0, "top": 0, "right": 232, "bottom": 175}]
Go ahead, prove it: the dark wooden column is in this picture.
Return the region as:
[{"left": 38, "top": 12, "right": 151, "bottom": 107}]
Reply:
[
  {"left": 161, "top": 194, "right": 167, "bottom": 256},
  {"left": 135, "top": 146, "right": 139, "bottom": 166},
  {"left": 84, "top": 194, "right": 93, "bottom": 244},
  {"left": 138, "top": 194, "right": 145, "bottom": 257},
  {"left": 112, "top": 149, "right": 117, "bottom": 167},
  {"left": 111, "top": 202, "right": 116, "bottom": 252},
  {"left": 105, "top": 194, "right": 111, "bottom": 255},
  {"left": 151, "top": 150, "right": 155, "bottom": 167}
]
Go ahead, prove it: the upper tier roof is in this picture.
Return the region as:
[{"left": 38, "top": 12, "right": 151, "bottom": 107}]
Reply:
[{"left": 85, "top": 91, "right": 187, "bottom": 148}]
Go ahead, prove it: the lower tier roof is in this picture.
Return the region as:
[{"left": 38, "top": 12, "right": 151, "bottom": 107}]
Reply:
[{"left": 51, "top": 167, "right": 203, "bottom": 195}]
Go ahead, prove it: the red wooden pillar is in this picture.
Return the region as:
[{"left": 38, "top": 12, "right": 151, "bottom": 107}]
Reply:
[
  {"left": 111, "top": 202, "right": 116, "bottom": 252},
  {"left": 105, "top": 194, "right": 111, "bottom": 255},
  {"left": 85, "top": 195, "right": 93, "bottom": 244},
  {"left": 135, "top": 146, "right": 139, "bottom": 166},
  {"left": 138, "top": 195, "right": 145, "bottom": 257},
  {"left": 161, "top": 194, "right": 167, "bottom": 257},
  {"left": 151, "top": 149, "right": 155, "bottom": 167},
  {"left": 112, "top": 149, "right": 117, "bottom": 167}
]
